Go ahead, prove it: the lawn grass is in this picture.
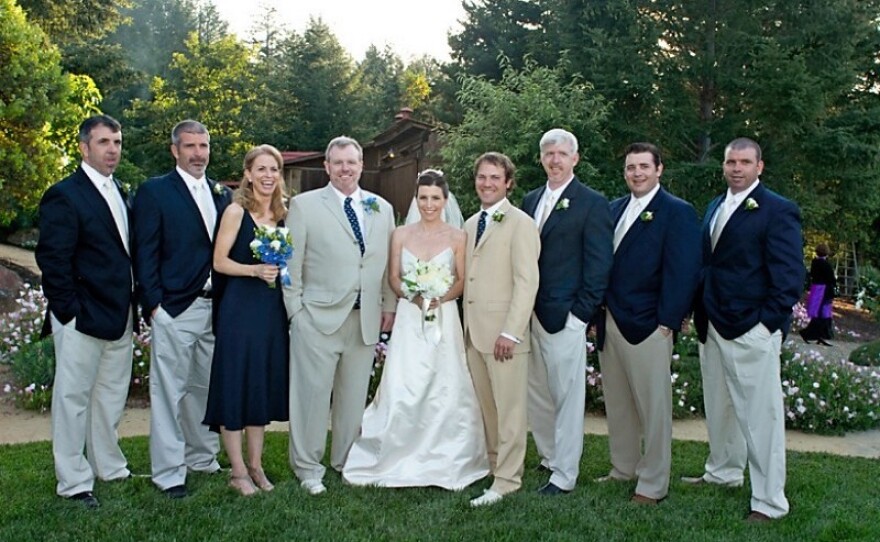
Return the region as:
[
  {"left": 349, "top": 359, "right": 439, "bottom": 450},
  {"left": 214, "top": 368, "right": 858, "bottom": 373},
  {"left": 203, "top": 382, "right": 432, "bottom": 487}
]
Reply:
[{"left": 0, "top": 433, "right": 877, "bottom": 541}]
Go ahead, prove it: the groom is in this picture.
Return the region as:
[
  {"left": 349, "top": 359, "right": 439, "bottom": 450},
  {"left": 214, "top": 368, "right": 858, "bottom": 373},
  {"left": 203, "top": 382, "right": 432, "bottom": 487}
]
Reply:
[
  {"left": 464, "top": 152, "right": 540, "bottom": 507},
  {"left": 283, "top": 136, "right": 396, "bottom": 496}
]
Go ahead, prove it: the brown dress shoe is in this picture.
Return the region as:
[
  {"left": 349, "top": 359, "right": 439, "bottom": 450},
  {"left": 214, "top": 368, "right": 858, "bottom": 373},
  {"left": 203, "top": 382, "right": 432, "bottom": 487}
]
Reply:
[
  {"left": 746, "top": 510, "right": 773, "bottom": 523},
  {"left": 631, "top": 493, "right": 659, "bottom": 505}
]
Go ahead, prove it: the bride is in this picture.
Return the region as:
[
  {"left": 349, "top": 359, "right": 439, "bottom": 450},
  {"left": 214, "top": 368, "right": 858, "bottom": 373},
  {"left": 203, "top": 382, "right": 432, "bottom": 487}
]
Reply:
[{"left": 342, "top": 169, "right": 489, "bottom": 490}]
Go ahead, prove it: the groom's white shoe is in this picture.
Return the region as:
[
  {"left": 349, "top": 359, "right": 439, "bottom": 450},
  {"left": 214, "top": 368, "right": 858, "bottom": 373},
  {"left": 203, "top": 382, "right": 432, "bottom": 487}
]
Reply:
[
  {"left": 470, "top": 489, "right": 503, "bottom": 507},
  {"left": 301, "top": 479, "right": 327, "bottom": 496}
]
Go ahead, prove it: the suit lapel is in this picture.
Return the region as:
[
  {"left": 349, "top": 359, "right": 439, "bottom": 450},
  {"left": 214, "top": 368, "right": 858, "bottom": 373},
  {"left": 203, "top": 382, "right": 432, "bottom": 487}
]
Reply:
[
  {"left": 207, "top": 179, "right": 226, "bottom": 211},
  {"left": 718, "top": 184, "right": 764, "bottom": 246},
  {"left": 616, "top": 189, "right": 663, "bottom": 255},
  {"left": 610, "top": 197, "right": 627, "bottom": 229},
  {"left": 321, "top": 185, "right": 357, "bottom": 242},
  {"left": 476, "top": 200, "right": 510, "bottom": 250},
  {"left": 703, "top": 194, "right": 723, "bottom": 251},
  {"left": 74, "top": 171, "right": 127, "bottom": 252},
  {"left": 523, "top": 187, "right": 545, "bottom": 219},
  {"left": 540, "top": 180, "right": 579, "bottom": 238},
  {"left": 362, "top": 190, "right": 376, "bottom": 241}
]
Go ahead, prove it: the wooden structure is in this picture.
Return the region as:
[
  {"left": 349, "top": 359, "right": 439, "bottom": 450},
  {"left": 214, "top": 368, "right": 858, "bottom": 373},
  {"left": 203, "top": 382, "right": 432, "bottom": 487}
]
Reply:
[{"left": 283, "top": 110, "right": 441, "bottom": 222}]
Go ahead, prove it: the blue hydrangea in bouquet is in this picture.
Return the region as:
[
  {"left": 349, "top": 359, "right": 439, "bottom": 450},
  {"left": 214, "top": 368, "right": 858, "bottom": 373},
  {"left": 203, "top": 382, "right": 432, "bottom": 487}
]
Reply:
[{"left": 249, "top": 224, "right": 294, "bottom": 288}]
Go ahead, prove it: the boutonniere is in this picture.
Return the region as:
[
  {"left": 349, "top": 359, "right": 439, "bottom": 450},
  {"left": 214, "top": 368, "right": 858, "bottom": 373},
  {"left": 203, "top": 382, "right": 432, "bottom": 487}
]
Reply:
[
  {"left": 640, "top": 211, "right": 654, "bottom": 222},
  {"left": 362, "top": 196, "right": 380, "bottom": 215},
  {"left": 492, "top": 210, "right": 505, "bottom": 223},
  {"left": 745, "top": 197, "right": 759, "bottom": 211},
  {"left": 120, "top": 181, "right": 132, "bottom": 194},
  {"left": 555, "top": 198, "right": 570, "bottom": 211},
  {"left": 212, "top": 183, "right": 226, "bottom": 196}
]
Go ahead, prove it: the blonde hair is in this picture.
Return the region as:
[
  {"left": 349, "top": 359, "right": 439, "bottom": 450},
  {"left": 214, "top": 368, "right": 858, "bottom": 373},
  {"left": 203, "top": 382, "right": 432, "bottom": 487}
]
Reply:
[{"left": 234, "top": 145, "right": 287, "bottom": 222}]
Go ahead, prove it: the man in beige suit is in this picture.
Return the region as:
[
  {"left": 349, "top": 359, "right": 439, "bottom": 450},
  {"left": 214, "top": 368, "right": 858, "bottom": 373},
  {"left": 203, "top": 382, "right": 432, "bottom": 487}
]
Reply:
[
  {"left": 464, "top": 152, "right": 540, "bottom": 507},
  {"left": 283, "top": 136, "right": 396, "bottom": 496}
]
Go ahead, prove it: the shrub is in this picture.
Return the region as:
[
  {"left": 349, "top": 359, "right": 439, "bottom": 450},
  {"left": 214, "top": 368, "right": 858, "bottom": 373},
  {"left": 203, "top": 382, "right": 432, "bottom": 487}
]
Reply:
[
  {"left": 849, "top": 339, "right": 880, "bottom": 367},
  {"left": 782, "top": 347, "right": 880, "bottom": 435},
  {"left": 1, "top": 283, "right": 152, "bottom": 408},
  {"left": 0, "top": 283, "right": 46, "bottom": 361},
  {"left": 586, "top": 325, "right": 880, "bottom": 434},
  {"left": 855, "top": 265, "right": 880, "bottom": 321},
  {"left": 586, "top": 333, "right": 704, "bottom": 419},
  {"left": 7, "top": 338, "right": 54, "bottom": 411}
]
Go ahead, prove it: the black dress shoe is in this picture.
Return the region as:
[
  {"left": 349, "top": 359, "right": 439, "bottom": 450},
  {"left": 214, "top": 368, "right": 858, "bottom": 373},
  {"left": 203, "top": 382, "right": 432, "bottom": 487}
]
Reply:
[
  {"left": 163, "top": 484, "right": 188, "bottom": 499},
  {"left": 67, "top": 491, "right": 100, "bottom": 509},
  {"left": 817, "top": 339, "right": 833, "bottom": 346},
  {"left": 538, "top": 482, "right": 571, "bottom": 496}
]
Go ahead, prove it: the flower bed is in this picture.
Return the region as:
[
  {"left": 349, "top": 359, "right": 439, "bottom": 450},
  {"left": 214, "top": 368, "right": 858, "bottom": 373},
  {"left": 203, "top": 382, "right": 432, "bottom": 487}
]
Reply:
[{"left": 1, "top": 284, "right": 150, "bottom": 411}]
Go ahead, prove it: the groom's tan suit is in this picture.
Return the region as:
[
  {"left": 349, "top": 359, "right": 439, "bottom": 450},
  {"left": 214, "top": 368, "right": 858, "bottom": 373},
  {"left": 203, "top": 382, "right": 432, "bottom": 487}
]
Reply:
[
  {"left": 283, "top": 184, "right": 395, "bottom": 483},
  {"left": 464, "top": 200, "right": 540, "bottom": 494}
]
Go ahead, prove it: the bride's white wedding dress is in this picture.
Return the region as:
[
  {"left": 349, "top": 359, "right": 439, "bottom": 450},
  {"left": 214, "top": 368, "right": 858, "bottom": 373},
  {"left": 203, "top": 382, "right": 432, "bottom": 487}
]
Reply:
[{"left": 342, "top": 247, "right": 489, "bottom": 490}]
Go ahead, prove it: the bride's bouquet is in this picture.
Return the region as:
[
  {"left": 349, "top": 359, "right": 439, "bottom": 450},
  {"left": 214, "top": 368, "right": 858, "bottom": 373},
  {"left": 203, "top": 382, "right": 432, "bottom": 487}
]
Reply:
[
  {"left": 249, "top": 224, "right": 294, "bottom": 288},
  {"left": 401, "top": 260, "right": 453, "bottom": 322}
]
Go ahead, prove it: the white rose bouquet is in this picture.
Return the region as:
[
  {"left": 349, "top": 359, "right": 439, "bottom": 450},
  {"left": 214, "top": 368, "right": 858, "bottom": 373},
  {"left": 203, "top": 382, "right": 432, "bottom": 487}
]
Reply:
[
  {"left": 401, "top": 260, "right": 454, "bottom": 322},
  {"left": 249, "top": 224, "right": 294, "bottom": 288}
]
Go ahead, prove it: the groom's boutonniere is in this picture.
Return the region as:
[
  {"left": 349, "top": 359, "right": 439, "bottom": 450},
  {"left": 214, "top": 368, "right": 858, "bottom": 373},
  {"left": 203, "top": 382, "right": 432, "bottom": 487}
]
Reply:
[
  {"left": 212, "top": 183, "right": 226, "bottom": 196},
  {"left": 492, "top": 210, "right": 505, "bottom": 223},
  {"left": 640, "top": 211, "right": 654, "bottom": 222},
  {"left": 362, "top": 196, "right": 380, "bottom": 215},
  {"left": 745, "top": 197, "right": 759, "bottom": 211},
  {"left": 120, "top": 181, "right": 132, "bottom": 194},
  {"left": 555, "top": 198, "right": 570, "bottom": 211}
]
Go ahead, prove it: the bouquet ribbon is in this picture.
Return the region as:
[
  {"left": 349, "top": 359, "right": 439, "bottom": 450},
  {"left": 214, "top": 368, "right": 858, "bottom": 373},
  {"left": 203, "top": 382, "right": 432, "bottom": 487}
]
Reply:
[
  {"left": 280, "top": 264, "right": 291, "bottom": 287},
  {"left": 420, "top": 297, "right": 443, "bottom": 346}
]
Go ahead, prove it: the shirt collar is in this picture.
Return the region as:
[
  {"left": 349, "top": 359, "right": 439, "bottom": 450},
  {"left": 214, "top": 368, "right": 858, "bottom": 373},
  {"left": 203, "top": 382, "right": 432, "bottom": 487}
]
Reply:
[
  {"left": 81, "top": 161, "right": 113, "bottom": 190},
  {"left": 725, "top": 179, "right": 760, "bottom": 207},
  {"left": 544, "top": 176, "right": 574, "bottom": 200},
  {"left": 331, "top": 185, "right": 362, "bottom": 204},
  {"left": 176, "top": 166, "right": 206, "bottom": 190},
  {"left": 481, "top": 198, "right": 507, "bottom": 217},
  {"left": 628, "top": 183, "right": 661, "bottom": 209}
]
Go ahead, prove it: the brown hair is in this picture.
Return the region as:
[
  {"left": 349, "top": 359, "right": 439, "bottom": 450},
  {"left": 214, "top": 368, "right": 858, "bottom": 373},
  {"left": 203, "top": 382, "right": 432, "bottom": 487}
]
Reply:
[
  {"left": 473, "top": 152, "right": 516, "bottom": 192},
  {"left": 234, "top": 145, "right": 287, "bottom": 222}
]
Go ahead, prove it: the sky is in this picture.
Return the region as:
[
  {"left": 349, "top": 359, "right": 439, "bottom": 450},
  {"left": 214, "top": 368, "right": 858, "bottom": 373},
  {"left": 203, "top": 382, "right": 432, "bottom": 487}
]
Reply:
[{"left": 212, "top": 0, "right": 467, "bottom": 61}]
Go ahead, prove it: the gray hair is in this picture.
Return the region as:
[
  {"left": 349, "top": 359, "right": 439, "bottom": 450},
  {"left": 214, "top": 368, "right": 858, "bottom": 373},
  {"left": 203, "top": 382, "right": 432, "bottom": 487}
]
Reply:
[
  {"left": 325, "top": 136, "right": 363, "bottom": 161},
  {"left": 171, "top": 120, "right": 209, "bottom": 146},
  {"left": 539, "top": 128, "right": 578, "bottom": 154}
]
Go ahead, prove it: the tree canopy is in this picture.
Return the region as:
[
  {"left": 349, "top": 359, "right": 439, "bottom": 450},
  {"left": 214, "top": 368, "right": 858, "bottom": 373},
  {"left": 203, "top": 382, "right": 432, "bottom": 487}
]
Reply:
[{"left": 0, "top": 0, "right": 101, "bottom": 226}]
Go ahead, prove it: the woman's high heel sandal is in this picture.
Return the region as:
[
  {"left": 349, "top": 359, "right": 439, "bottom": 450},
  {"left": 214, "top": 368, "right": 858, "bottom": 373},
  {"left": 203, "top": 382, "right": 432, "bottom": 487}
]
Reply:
[
  {"left": 229, "top": 474, "right": 259, "bottom": 496},
  {"left": 247, "top": 467, "right": 275, "bottom": 492}
]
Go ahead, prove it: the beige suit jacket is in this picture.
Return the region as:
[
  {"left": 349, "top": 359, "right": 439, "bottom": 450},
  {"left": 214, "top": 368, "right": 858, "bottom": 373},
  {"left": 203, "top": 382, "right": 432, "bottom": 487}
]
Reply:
[
  {"left": 463, "top": 200, "right": 540, "bottom": 354},
  {"left": 283, "top": 185, "right": 395, "bottom": 344}
]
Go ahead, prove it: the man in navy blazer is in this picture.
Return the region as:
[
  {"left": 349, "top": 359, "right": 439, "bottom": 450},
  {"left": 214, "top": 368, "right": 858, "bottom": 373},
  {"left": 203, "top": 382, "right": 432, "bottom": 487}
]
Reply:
[
  {"left": 684, "top": 138, "right": 804, "bottom": 522},
  {"left": 595, "top": 142, "right": 700, "bottom": 504},
  {"left": 36, "top": 115, "right": 135, "bottom": 509},
  {"left": 521, "top": 128, "right": 613, "bottom": 495},
  {"left": 133, "top": 120, "right": 232, "bottom": 498}
]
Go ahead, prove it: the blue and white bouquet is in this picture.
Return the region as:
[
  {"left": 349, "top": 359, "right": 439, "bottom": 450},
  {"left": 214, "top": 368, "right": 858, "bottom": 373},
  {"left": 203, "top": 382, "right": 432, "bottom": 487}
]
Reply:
[{"left": 249, "top": 224, "right": 293, "bottom": 288}]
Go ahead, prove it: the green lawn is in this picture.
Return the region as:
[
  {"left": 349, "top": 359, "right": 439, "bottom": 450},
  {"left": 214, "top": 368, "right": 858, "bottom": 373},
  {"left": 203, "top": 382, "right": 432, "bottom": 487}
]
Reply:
[{"left": 0, "top": 433, "right": 877, "bottom": 541}]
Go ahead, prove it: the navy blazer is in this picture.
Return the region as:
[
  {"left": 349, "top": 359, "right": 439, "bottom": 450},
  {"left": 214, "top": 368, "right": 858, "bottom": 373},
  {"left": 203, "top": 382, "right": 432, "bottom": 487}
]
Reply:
[
  {"left": 596, "top": 187, "right": 701, "bottom": 349},
  {"left": 522, "top": 177, "right": 613, "bottom": 334},
  {"left": 694, "top": 183, "right": 804, "bottom": 342},
  {"left": 36, "top": 167, "right": 135, "bottom": 341},
  {"left": 132, "top": 169, "right": 232, "bottom": 320}
]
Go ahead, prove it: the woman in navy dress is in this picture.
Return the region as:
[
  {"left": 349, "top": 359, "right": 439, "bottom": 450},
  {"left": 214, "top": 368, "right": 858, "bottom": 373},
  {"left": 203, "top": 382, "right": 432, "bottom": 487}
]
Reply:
[{"left": 204, "top": 145, "right": 289, "bottom": 496}]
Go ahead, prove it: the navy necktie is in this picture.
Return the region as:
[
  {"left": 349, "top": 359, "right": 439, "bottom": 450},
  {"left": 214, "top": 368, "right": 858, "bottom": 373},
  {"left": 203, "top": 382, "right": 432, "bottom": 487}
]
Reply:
[
  {"left": 344, "top": 197, "right": 365, "bottom": 256},
  {"left": 475, "top": 211, "right": 488, "bottom": 247}
]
